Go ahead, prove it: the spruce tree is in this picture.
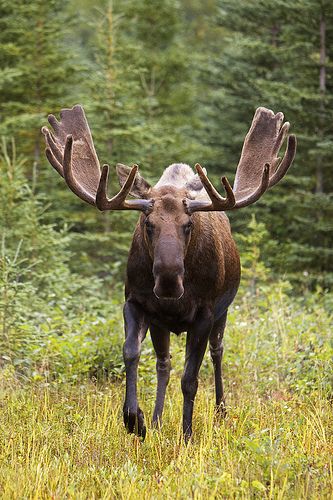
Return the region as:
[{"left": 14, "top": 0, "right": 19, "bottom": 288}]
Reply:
[
  {"left": 124, "top": 0, "right": 201, "bottom": 175},
  {"left": 0, "top": 0, "right": 80, "bottom": 169}
]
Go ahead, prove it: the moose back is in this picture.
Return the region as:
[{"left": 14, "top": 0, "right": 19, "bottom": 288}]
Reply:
[{"left": 42, "top": 106, "right": 296, "bottom": 440}]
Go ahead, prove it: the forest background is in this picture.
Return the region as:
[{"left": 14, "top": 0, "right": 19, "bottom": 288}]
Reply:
[{"left": 0, "top": 0, "right": 332, "bottom": 497}]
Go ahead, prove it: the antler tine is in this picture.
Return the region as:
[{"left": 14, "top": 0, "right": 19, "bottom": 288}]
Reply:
[
  {"left": 269, "top": 134, "right": 297, "bottom": 188},
  {"left": 63, "top": 135, "right": 96, "bottom": 206},
  {"left": 96, "top": 164, "right": 153, "bottom": 212},
  {"left": 45, "top": 147, "right": 64, "bottom": 177},
  {"left": 42, "top": 126, "right": 63, "bottom": 164},
  {"left": 42, "top": 127, "right": 64, "bottom": 177},
  {"left": 184, "top": 164, "right": 235, "bottom": 214},
  {"left": 272, "top": 121, "right": 290, "bottom": 158}
]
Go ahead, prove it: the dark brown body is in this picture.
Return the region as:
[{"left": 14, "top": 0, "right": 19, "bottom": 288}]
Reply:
[
  {"left": 126, "top": 210, "right": 240, "bottom": 334},
  {"left": 122, "top": 184, "right": 241, "bottom": 440}
]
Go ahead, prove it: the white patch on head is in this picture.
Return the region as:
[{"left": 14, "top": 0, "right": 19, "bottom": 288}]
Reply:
[
  {"left": 155, "top": 163, "right": 193, "bottom": 188},
  {"left": 155, "top": 163, "right": 205, "bottom": 191}
]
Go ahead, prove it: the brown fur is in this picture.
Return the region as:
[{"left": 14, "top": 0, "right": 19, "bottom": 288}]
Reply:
[{"left": 125, "top": 184, "right": 241, "bottom": 334}]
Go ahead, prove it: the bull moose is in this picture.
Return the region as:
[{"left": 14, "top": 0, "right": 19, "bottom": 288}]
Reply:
[{"left": 42, "top": 105, "right": 296, "bottom": 441}]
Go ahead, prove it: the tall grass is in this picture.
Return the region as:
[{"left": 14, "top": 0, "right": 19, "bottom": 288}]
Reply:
[
  {"left": 0, "top": 284, "right": 332, "bottom": 499},
  {"left": 0, "top": 379, "right": 332, "bottom": 498}
]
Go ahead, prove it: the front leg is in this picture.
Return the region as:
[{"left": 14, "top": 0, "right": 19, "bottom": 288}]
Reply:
[
  {"left": 181, "top": 308, "right": 213, "bottom": 441},
  {"left": 150, "top": 324, "right": 171, "bottom": 427},
  {"left": 123, "top": 300, "right": 149, "bottom": 439}
]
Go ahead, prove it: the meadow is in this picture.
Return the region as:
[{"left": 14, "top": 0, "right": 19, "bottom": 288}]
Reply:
[{"left": 0, "top": 283, "right": 332, "bottom": 499}]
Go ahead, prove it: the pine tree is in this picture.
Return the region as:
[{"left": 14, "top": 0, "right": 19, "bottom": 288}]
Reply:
[{"left": 0, "top": 0, "right": 80, "bottom": 170}]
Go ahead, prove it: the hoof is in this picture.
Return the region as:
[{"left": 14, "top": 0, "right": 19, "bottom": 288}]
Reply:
[{"left": 123, "top": 406, "right": 146, "bottom": 440}]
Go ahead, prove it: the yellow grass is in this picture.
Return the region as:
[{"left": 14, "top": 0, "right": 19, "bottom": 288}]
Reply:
[
  {"left": 0, "top": 287, "right": 332, "bottom": 498},
  {"left": 0, "top": 376, "right": 332, "bottom": 499}
]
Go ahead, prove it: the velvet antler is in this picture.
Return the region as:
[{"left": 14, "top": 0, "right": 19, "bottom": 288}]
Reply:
[
  {"left": 185, "top": 107, "right": 296, "bottom": 213},
  {"left": 42, "top": 105, "right": 152, "bottom": 212}
]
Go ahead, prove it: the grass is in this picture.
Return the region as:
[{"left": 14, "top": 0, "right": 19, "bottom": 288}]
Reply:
[
  {"left": 0, "top": 284, "right": 332, "bottom": 499},
  {"left": 0, "top": 380, "right": 332, "bottom": 498}
]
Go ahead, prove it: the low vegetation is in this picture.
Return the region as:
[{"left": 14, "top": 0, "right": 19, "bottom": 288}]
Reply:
[{"left": 0, "top": 279, "right": 332, "bottom": 498}]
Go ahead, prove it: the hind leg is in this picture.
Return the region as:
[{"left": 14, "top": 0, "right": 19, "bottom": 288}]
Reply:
[{"left": 209, "top": 311, "right": 228, "bottom": 417}]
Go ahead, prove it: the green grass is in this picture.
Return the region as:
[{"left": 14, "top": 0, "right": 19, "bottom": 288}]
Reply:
[
  {"left": 0, "top": 285, "right": 332, "bottom": 499},
  {"left": 0, "top": 380, "right": 332, "bottom": 498}
]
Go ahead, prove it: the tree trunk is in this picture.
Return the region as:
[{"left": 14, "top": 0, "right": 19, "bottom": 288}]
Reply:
[{"left": 316, "top": 12, "right": 326, "bottom": 194}]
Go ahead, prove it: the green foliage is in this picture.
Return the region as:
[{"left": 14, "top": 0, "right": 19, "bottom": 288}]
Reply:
[
  {"left": 0, "top": 140, "right": 123, "bottom": 379},
  {"left": 236, "top": 215, "right": 272, "bottom": 294},
  {"left": 0, "top": 0, "right": 81, "bottom": 166},
  {"left": 35, "top": 309, "right": 124, "bottom": 383},
  {"left": 82, "top": 1, "right": 145, "bottom": 165},
  {"left": 228, "top": 283, "right": 333, "bottom": 397}
]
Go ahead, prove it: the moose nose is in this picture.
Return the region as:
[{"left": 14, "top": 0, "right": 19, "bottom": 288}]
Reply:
[
  {"left": 153, "top": 260, "right": 185, "bottom": 300},
  {"left": 153, "top": 274, "right": 184, "bottom": 300}
]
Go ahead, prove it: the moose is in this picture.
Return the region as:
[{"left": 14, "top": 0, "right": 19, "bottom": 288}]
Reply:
[{"left": 42, "top": 105, "right": 296, "bottom": 440}]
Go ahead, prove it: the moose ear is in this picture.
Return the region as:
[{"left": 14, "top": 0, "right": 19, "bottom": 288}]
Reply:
[
  {"left": 184, "top": 168, "right": 207, "bottom": 193},
  {"left": 116, "top": 163, "right": 151, "bottom": 198}
]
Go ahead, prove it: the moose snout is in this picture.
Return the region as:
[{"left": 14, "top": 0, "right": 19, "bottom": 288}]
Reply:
[{"left": 153, "top": 260, "right": 185, "bottom": 300}]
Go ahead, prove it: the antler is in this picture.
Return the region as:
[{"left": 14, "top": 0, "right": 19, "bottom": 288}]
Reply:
[
  {"left": 185, "top": 107, "right": 296, "bottom": 213},
  {"left": 42, "top": 105, "right": 152, "bottom": 212}
]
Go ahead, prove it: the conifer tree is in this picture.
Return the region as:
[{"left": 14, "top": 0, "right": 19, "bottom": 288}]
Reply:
[
  {"left": 0, "top": 0, "right": 80, "bottom": 170},
  {"left": 124, "top": 0, "right": 201, "bottom": 175}
]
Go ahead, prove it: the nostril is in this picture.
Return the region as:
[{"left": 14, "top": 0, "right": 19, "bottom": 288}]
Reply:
[{"left": 153, "top": 274, "right": 184, "bottom": 300}]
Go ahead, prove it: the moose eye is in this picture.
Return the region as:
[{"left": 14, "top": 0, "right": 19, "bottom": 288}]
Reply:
[
  {"left": 184, "top": 221, "right": 193, "bottom": 235},
  {"left": 144, "top": 219, "right": 154, "bottom": 237}
]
